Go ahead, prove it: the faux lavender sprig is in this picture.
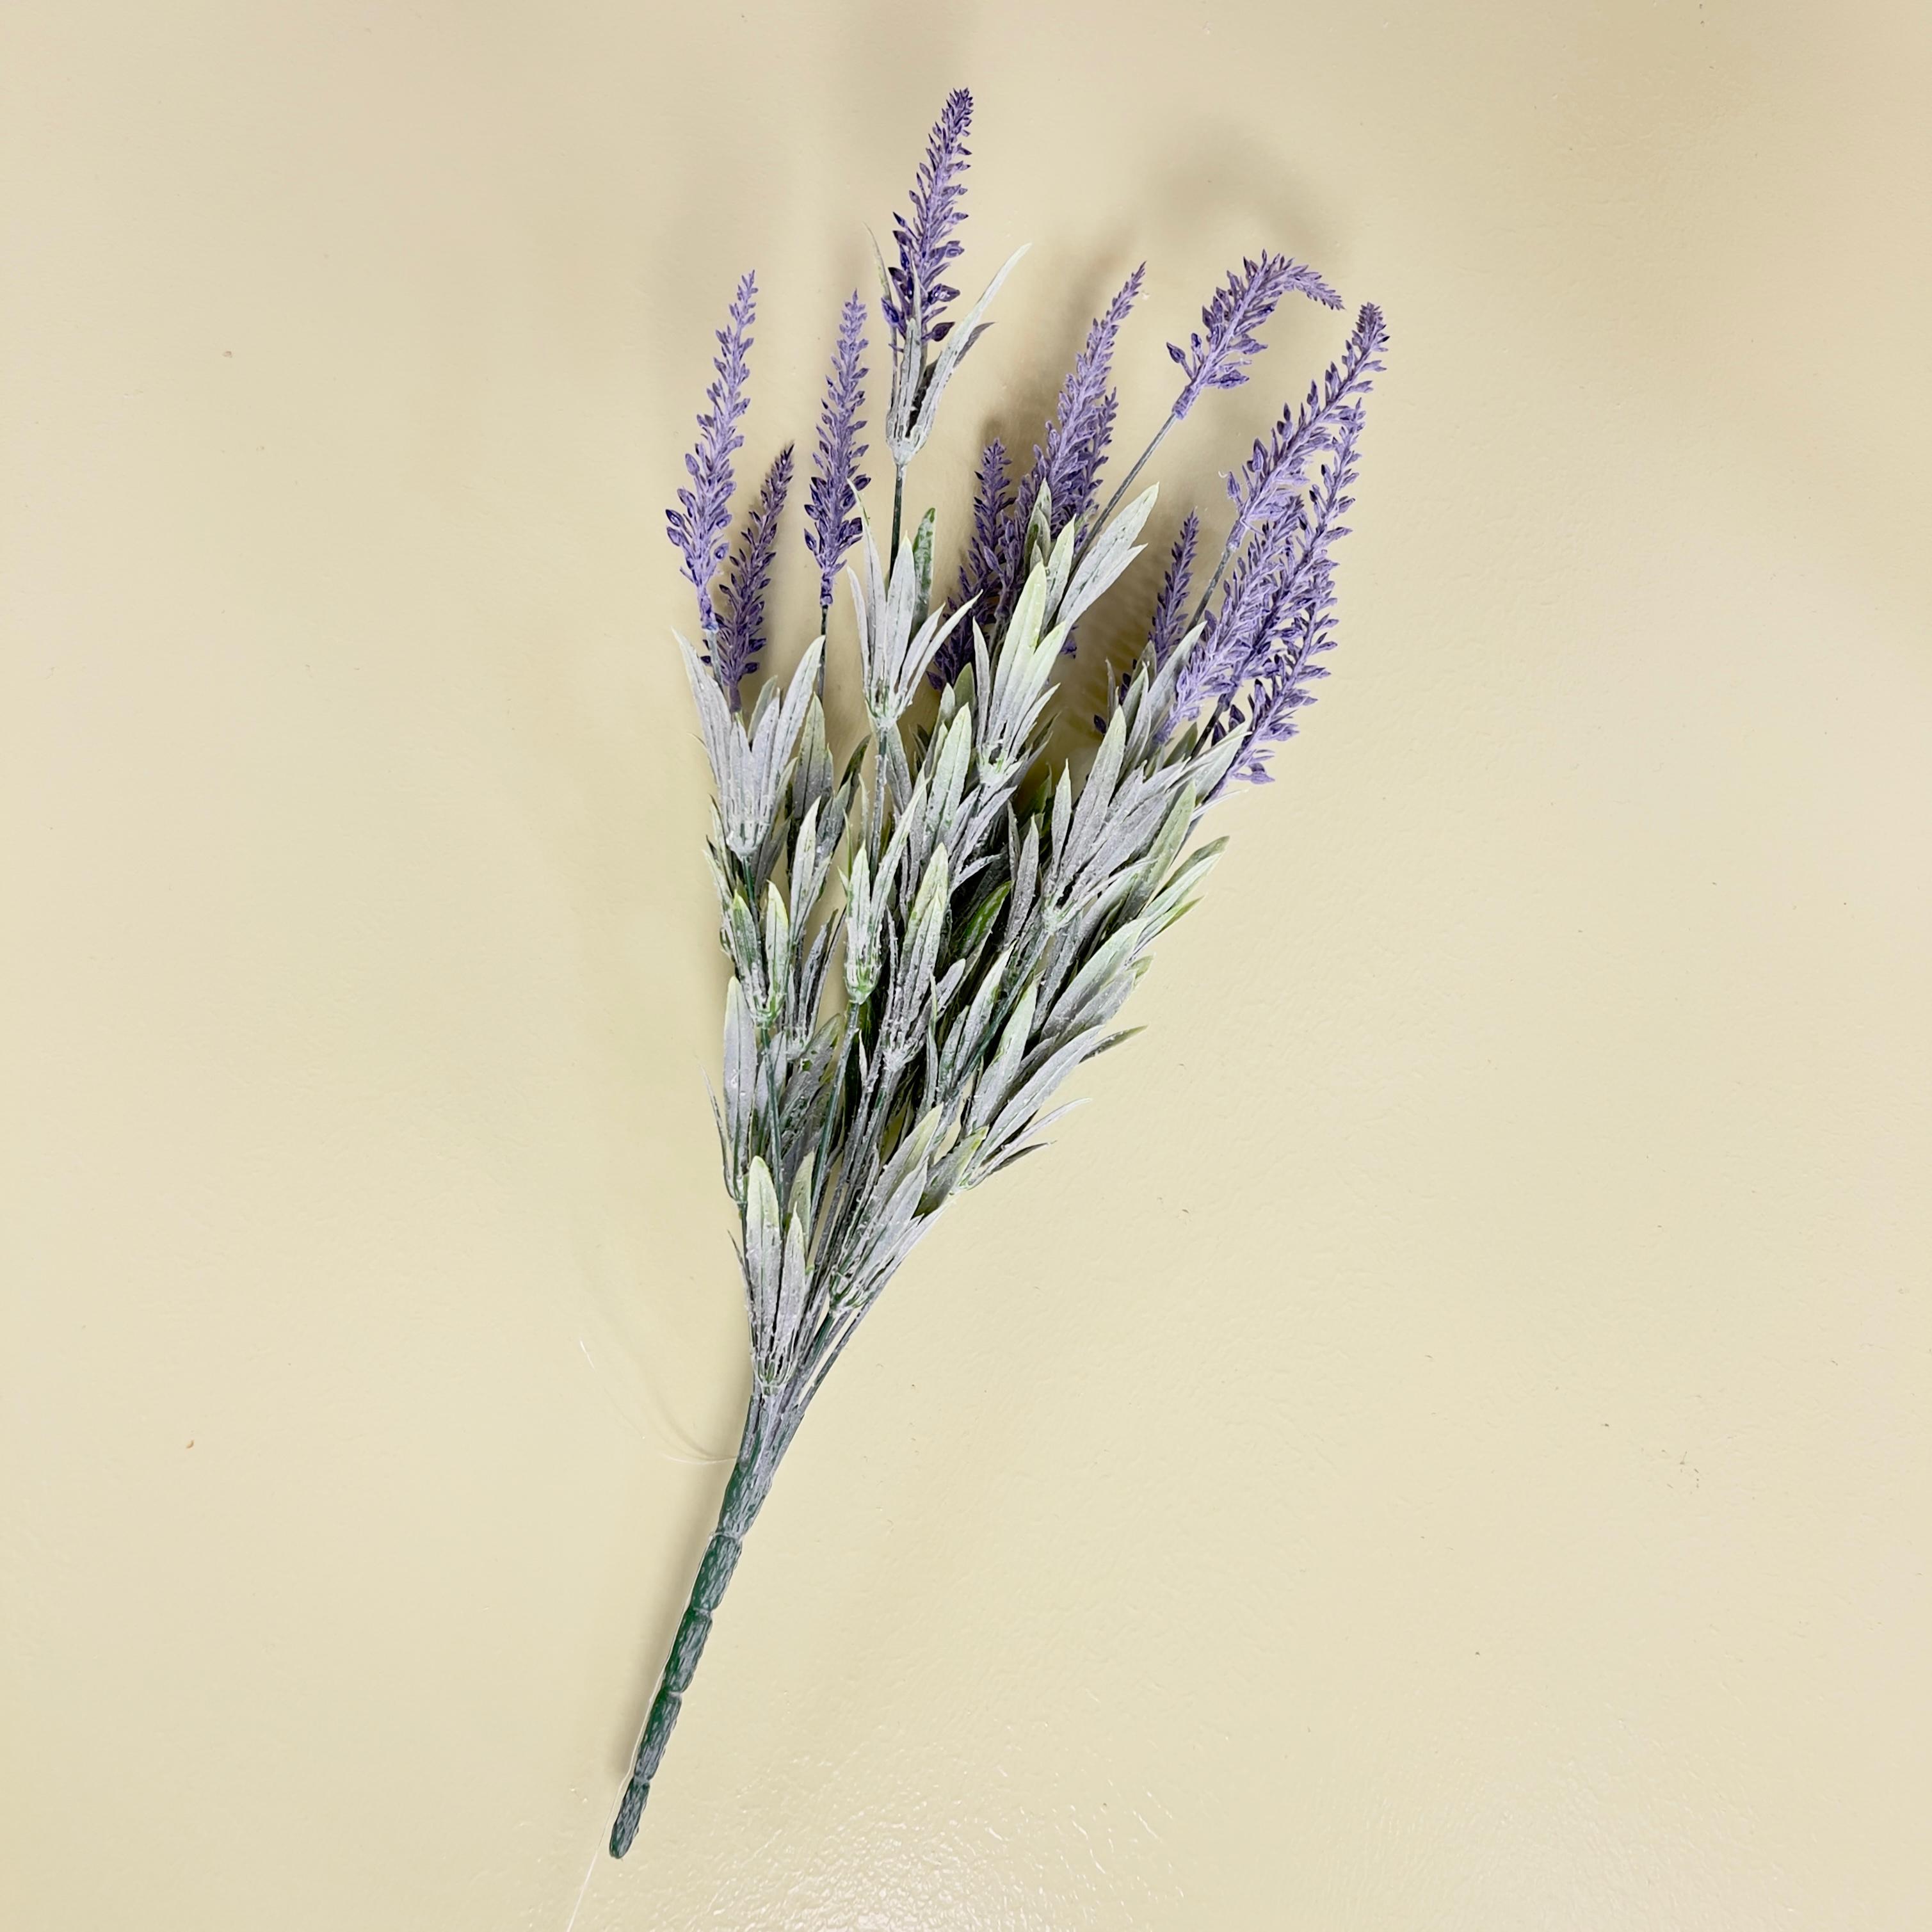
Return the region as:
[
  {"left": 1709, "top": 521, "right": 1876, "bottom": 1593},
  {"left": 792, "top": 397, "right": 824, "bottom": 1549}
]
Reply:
[
  {"left": 1075, "top": 252, "right": 1341, "bottom": 570},
  {"left": 665, "top": 271, "right": 757, "bottom": 638},
  {"left": 1170, "top": 303, "right": 1386, "bottom": 773},
  {"left": 1167, "top": 250, "right": 1341, "bottom": 418},
  {"left": 1147, "top": 509, "right": 1200, "bottom": 670},
  {"left": 935, "top": 267, "right": 1145, "bottom": 677},
  {"left": 1024, "top": 264, "right": 1145, "bottom": 543},
  {"left": 939, "top": 437, "right": 1015, "bottom": 684},
  {"left": 1220, "top": 401, "right": 1368, "bottom": 784},
  {"left": 1187, "top": 300, "right": 1388, "bottom": 637},
  {"left": 804, "top": 294, "right": 871, "bottom": 620},
  {"left": 883, "top": 86, "right": 974, "bottom": 351},
  {"left": 878, "top": 92, "right": 1028, "bottom": 519},
  {"left": 1171, "top": 511, "right": 1283, "bottom": 726},
  {"left": 711, "top": 446, "right": 794, "bottom": 711},
  {"left": 608, "top": 90, "right": 1389, "bottom": 1862}
]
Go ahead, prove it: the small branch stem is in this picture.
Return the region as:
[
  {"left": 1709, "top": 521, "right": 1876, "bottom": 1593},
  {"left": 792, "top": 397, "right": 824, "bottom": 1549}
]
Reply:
[
  {"left": 1076, "top": 410, "right": 1177, "bottom": 567},
  {"left": 1190, "top": 487, "right": 1267, "bottom": 629},
  {"left": 608, "top": 1392, "right": 785, "bottom": 1857}
]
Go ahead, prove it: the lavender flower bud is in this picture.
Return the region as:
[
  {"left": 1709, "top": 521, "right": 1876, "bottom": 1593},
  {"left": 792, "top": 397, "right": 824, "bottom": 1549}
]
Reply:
[
  {"left": 932, "top": 439, "right": 1013, "bottom": 688},
  {"left": 1147, "top": 510, "right": 1200, "bottom": 670},
  {"left": 805, "top": 294, "right": 871, "bottom": 612},
  {"left": 665, "top": 271, "right": 757, "bottom": 639},
  {"left": 1024, "top": 265, "right": 1145, "bottom": 545},
  {"left": 883, "top": 88, "right": 974, "bottom": 353},
  {"left": 712, "top": 446, "right": 794, "bottom": 712},
  {"left": 1166, "top": 252, "right": 1340, "bottom": 419}
]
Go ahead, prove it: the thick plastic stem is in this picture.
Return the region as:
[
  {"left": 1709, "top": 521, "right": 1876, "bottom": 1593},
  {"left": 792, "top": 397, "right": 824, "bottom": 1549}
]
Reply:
[{"left": 608, "top": 1393, "right": 784, "bottom": 1856}]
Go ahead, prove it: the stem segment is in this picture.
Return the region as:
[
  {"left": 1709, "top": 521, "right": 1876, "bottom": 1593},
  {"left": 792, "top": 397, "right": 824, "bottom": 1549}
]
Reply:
[
  {"left": 608, "top": 1392, "right": 785, "bottom": 1856},
  {"left": 1076, "top": 410, "right": 1177, "bottom": 568}
]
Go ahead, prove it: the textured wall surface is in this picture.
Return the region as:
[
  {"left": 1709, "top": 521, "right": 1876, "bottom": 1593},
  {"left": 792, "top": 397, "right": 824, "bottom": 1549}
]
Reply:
[{"left": 4, "top": 3, "right": 1929, "bottom": 1928}]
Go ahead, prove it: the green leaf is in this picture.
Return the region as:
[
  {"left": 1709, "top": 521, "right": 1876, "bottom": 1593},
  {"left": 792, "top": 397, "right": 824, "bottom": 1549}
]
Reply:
[
  {"left": 951, "top": 880, "right": 1010, "bottom": 972},
  {"left": 912, "top": 507, "right": 935, "bottom": 632}
]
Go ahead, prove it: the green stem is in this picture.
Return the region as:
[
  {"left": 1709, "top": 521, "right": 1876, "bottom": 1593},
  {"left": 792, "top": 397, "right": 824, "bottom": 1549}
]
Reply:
[
  {"left": 608, "top": 1391, "right": 786, "bottom": 1856},
  {"left": 1187, "top": 510, "right": 1250, "bottom": 632},
  {"left": 809, "top": 1002, "right": 863, "bottom": 1229},
  {"left": 1075, "top": 410, "right": 1177, "bottom": 567}
]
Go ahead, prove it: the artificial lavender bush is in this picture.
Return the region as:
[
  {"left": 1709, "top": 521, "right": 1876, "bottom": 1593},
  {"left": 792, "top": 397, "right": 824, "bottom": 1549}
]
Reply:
[{"left": 612, "top": 86, "right": 1386, "bottom": 1856}]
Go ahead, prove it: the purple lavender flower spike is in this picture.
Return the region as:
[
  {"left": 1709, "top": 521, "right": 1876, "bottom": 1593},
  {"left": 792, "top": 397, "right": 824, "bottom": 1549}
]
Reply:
[
  {"left": 1239, "top": 298, "right": 1387, "bottom": 510},
  {"left": 805, "top": 293, "right": 871, "bottom": 614},
  {"left": 1013, "top": 266, "right": 1146, "bottom": 654},
  {"left": 961, "top": 438, "right": 1014, "bottom": 602},
  {"left": 1167, "top": 302, "right": 1385, "bottom": 780},
  {"left": 1196, "top": 300, "right": 1389, "bottom": 627},
  {"left": 1226, "top": 401, "right": 1368, "bottom": 785},
  {"left": 711, "top": 445, "right": 794, "bottom": 712},
  {"left": 1147, "top": 510, "right": 1200, "bottom": 670},
  {"left": 1166, "top": 252, "right": 1340, "bottom": 420},
  {"left": 666, "top": 271, "right": 758, "bottom": 638},
  {"left": 1116, "top": 510, "right": 1201, "bottom": 707},
  {"left": 884, "top": 88, "right": 974, "bottom": 351},
  {"left": 954, "top": 267, "right": 1146, "bottom": 654},
  {"left": 1025, "top": 265, "right": 1145, "bottom": 544},
  {"left": 931, "top": 437, "right": 1011, "bottom": 688},
  {"left": 1171, "top": 514, "right": 1282, "bottom": 724},
  {"left": 1181, "top": 503, "right": 1316, "bottom": 727}
]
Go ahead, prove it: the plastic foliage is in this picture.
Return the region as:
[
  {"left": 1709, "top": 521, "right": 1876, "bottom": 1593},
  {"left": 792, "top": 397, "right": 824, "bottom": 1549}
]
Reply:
[{"left": 613, "top": 86, "right": 1387, "bottom": 1856}]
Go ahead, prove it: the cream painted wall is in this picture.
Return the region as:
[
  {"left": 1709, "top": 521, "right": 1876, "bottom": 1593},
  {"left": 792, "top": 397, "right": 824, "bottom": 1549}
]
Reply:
[{"left": 4, "top": 3, "right": 1928, "bottom": 1928}]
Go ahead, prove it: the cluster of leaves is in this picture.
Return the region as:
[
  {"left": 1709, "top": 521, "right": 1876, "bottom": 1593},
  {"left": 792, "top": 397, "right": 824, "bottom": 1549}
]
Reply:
[{"left": 687, "top": 487, "right": 1235, "bottom": 1424}]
